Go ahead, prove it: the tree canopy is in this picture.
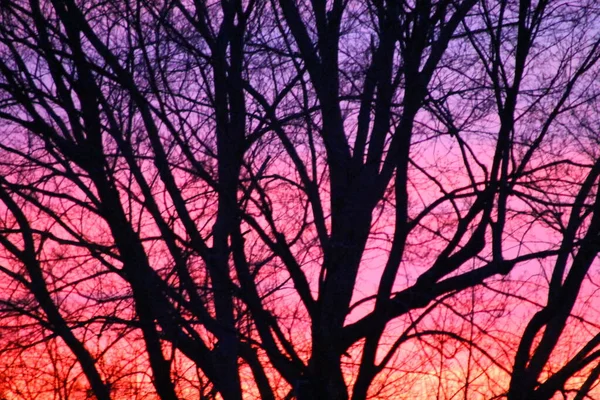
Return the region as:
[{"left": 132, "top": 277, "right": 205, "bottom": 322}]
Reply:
[{"left": 0, "top": 0, "right": 600, "bottom": 399}]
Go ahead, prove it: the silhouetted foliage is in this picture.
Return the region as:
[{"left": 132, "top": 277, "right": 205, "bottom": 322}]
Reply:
[{"left": 0, "top": 0, "right": 599, "bottom": 399}]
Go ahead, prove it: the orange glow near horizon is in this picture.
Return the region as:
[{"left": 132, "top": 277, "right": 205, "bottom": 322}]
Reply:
[{"left": 0, "top": 148, "right": 599, "bottom": 399}]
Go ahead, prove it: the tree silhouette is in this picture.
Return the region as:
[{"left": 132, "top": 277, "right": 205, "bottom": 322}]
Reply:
[{"left": 0, "top": 0, "right": 599, "bottom": 399}]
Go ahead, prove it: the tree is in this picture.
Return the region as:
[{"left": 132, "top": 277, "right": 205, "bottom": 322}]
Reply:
[{"left": 0, "top": 0, "right": 600, "bottom": 399}]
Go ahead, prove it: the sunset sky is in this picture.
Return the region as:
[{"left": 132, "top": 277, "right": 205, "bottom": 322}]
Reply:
[{"left": 0, "top": 0, "right": 599, "bottom": 399}]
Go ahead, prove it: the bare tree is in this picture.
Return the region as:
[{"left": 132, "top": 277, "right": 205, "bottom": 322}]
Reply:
[{"left": 0, "top": 0, "right": 600, "bottom": 399}]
